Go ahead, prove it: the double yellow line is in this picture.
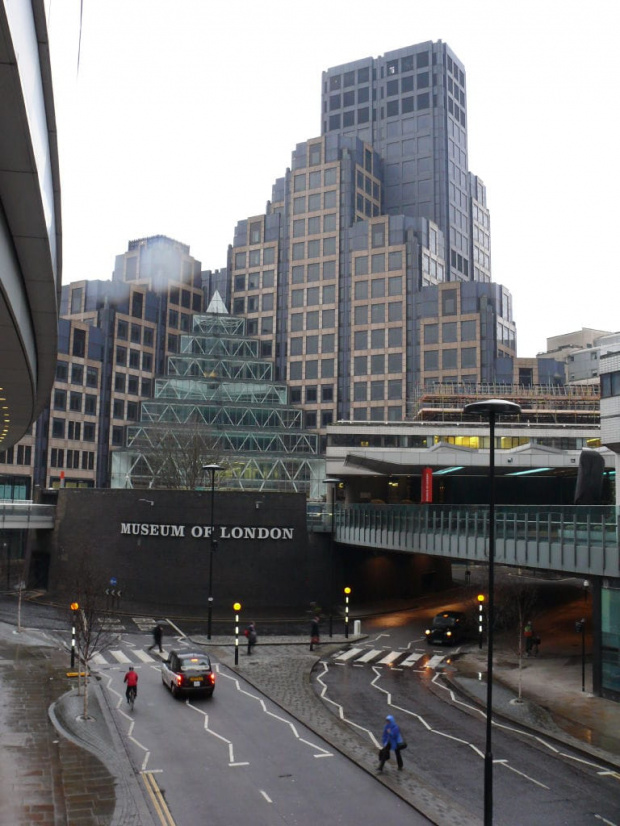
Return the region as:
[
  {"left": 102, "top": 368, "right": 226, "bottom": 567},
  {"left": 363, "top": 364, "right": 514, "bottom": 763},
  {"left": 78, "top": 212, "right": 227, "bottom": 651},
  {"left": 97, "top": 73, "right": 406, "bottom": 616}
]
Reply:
[{"left": 142, "top": 772, "right": 175, "bottom": 826}]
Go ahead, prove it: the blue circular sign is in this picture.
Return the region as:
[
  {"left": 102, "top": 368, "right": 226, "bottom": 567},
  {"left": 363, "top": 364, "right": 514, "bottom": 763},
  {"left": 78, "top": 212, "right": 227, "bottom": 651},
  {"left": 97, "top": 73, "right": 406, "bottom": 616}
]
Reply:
[{"left": 110, "top": 577, "right": 118, "bottom": 586}]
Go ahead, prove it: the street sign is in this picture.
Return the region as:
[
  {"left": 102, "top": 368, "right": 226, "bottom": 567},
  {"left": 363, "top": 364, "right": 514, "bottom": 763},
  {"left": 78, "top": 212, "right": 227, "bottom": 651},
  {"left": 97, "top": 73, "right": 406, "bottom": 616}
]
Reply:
[{"left": 110, "top": 577, "right": 118, "bottom": 586}]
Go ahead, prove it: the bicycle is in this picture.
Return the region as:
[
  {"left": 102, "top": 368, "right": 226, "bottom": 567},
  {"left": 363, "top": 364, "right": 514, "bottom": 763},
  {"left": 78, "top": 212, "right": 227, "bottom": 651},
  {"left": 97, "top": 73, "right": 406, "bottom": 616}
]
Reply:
[{"left": 127, "top": 685, "right": 137, "bottom": 711}]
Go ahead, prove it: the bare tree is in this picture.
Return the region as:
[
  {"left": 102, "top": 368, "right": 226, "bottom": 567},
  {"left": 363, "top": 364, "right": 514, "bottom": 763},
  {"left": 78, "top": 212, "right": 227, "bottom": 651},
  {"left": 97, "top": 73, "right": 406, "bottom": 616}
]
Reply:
[
  {"left": 68, "top": 553, "right": 117, "bottom": 719},
  {"left": 494, "top": 577, "right": 539, "bottom": 701},
  {"left": 140, "top": 421, "right": 224, "bottom": 490}
]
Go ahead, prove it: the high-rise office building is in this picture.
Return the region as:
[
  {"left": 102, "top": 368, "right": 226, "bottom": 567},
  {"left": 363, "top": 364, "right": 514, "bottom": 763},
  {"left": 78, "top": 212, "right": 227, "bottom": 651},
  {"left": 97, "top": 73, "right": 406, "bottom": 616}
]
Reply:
[
  {"left": 225, "top": 41, "right": 517, "bottom": 432},
  {"left": 321, "top": 41, "right": 489, "bottom": 284}
]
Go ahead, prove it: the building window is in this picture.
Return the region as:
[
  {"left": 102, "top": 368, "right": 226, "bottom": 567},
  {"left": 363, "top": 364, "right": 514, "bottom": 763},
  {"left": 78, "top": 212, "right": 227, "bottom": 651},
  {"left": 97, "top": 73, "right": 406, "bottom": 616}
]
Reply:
[
  {"left": 117, "top": 320, "right": 128, "bottom": 340},
  {"left": 84, "top": 423, "right": 95, "bottom": 441},
  {"left": 53, "top": 390, "right": 66, "bottom": 410},
  {"left": 306, "top": 311, "right": 319, "bottom": 330},
  {"left": 72, "top": 328, "right": 86, "bottom": 357},
  {"left": 354, "top": 356, "right": 367, "bottom": 375},
  {"left": 129, "top": 350, "right": 140, "bottom": 369},
  {"left": 112, "top": 427, "right": 124, "bottom": 446},
  {"left": 56, "top": 360, "right": 68, "bottom": 382},
  {"left": 442, "top": 349, "right": 458, "bottom": 369},
  {"left": 249, "top": 222, "right": 261, "bottom": 244},
  {"left": 461, "top": 347, "right": 477, "bottom": 368},
  {"left": 371, "top": 354, "right": 385, "bottom": 374},
  {"left": 371, "top": 223, "right": 385, "bottom": 248},
  {"left": 116, "top": 346, "right": 127, "bottom": 366},
  {"left": 424, "top": 350, "right": 438, "bottom": 370},
  {"left": 306, "top": 361, "right": 318, "bottom": 380},
  {"left": 69, "top": 392, "right": 82, "bottom": 412},
  {"left": 309, "top": 143, "right": 322, "bottom": 166},
  {"left": 387, "top": 353, "right": 402, "bottom": 372},
  {"left": 70, "top": 287, "right": 83, "bottom": 314},
  {"left": 85, "top": 395, "right": 97, "bottom": 415},
  {"left": 71, "top": 365, "right": 83, "bottom": 385},
  {"left": 127, "top": 376, "right": 139, "bottom": 394},
  {"left": 322, "top": 386, "right": 334, "bottom": 402},
  {"left": 354, "top": 382, "right": 367, "bottom": 401},
  {"left": 52, "top": 418, "right": 65, "bottom": 439},
  {"left": 442, "top": 322, "right": 458, "bottom": 343},
  {"left": 441, "top": 289, "right": 457, "bottom": 316},
  {"left": 235, "top": 252, "right": 246, "bottom": 269},
  {"left": 388, "top": 328, "right": 402, "bottom": 347},
  {"left": 114, "top": 373, "right": 126, "bottom": 392},
  {"left": 113, "top": 400, "right": 125, "bottom": 419}
]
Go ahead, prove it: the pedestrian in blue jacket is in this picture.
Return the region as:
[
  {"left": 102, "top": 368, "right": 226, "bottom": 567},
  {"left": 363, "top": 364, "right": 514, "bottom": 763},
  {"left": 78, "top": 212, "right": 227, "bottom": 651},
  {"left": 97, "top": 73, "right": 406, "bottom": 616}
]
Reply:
[{"left": 377, "top": 714, "right": 405, "bottom": 772}]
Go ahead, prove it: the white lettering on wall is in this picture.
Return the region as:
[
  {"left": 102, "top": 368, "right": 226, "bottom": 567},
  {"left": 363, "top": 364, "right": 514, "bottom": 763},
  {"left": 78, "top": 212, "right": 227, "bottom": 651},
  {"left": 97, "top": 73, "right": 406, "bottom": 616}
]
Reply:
[{"left": 121, "top": 523, "right": 293, "bottom": 540}]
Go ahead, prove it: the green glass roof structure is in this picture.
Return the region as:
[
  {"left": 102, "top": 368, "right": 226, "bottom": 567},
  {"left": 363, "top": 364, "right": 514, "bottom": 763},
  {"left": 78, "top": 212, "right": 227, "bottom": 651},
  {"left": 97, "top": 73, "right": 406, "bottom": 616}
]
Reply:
[{"left": 111, "top": 299, "right": 323, "bottom": 494}]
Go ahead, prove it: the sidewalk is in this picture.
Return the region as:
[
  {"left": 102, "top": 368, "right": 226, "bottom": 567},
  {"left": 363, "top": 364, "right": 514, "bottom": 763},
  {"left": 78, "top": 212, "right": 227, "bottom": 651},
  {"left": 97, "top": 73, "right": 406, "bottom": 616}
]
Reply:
[{"left": 1, "top": 611, "right": 619, "bottom": 826}]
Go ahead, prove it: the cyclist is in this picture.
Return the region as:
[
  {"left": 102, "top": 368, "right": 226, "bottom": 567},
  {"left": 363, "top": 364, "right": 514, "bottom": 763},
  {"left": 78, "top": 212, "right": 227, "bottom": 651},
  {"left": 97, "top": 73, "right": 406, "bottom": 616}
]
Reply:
[{"left": 123, "top": 665, "right": 138, "bottom": 704}]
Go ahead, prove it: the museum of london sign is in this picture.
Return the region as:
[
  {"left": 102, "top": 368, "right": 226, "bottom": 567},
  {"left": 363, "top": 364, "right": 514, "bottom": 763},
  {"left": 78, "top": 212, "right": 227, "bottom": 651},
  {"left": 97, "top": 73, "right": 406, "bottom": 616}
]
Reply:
[{"left": 120, "top": 523, "right": 294, "bottom": 540}]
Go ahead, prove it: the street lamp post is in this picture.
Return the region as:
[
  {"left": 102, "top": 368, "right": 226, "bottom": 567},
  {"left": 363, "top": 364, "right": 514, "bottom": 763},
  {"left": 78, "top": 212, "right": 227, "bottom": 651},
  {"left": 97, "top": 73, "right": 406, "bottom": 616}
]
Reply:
[
  {"left": 464, "top": 399, "right": 521, "bottom": 826},
  {"left": 203, "top": 463, "right": 223, "bottom": 640},
  {"left": 323, "top": 478, "right": 340, "bottom": 638}
]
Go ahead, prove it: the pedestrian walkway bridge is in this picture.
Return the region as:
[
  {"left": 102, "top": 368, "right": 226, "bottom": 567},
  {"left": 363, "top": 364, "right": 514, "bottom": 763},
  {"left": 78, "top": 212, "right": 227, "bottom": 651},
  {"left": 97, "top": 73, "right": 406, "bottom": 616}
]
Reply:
[
  {"left": 0, "top": 501, "right": 55, "bottom": 529},
  {"left": 309, "top": 503, "right": 619, "bottom": 578}
]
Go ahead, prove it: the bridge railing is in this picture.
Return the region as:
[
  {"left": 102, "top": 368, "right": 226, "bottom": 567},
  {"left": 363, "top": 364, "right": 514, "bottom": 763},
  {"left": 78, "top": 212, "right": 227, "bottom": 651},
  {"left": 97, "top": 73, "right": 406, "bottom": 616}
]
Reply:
[
  {"left": 0, "top": 501, "right": 56, "bottom": 528},
  {"left": 313, "top": 503, "right": 619, "bottom": 577}
]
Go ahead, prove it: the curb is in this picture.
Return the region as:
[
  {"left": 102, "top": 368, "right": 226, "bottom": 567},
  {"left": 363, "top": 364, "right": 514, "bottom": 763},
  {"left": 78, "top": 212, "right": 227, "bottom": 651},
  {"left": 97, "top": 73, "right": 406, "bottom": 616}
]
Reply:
[{"left": 49, "top": 681, "right": 157, "bottom": 826}]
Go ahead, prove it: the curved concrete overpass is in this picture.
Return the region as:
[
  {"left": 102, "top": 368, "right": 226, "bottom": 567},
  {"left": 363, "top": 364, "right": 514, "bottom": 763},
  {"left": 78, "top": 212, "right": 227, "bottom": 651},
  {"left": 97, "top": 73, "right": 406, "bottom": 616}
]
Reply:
[{"left": 0, "top": 1, "right": 62, "bottom": 449}]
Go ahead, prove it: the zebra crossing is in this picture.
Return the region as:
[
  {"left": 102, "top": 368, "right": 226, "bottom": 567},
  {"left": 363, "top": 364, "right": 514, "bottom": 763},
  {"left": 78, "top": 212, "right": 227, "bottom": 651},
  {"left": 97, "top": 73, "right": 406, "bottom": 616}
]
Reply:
[
  {"left": 90, "top": 647, "right": 166, "bottom": 667},
  {"left": 330, "top": 647, "right": 448, "bottom": 670}
]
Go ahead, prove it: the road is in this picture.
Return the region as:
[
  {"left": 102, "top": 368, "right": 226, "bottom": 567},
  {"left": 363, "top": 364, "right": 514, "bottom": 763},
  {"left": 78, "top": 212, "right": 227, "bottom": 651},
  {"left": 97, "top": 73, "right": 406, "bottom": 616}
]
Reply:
[
  {"left": 99, "top": 631, "right": 429, "bottom": 825},
  {"left": 313, "top": 607, "right": 620, "bottom": 826}
]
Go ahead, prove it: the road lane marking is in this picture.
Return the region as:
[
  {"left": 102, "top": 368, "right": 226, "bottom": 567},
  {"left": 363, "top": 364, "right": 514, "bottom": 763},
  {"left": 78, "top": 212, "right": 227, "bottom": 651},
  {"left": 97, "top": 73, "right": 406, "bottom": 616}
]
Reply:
[
  {"left": 400, "top": 652, "right": 424, "bottom": 667},
  {"left": 109, "top": 649, "right": 132, "bottom": 663},
  {"left": 377, "top": 651, "right": 403, "bottom": 666},
  {"left": 335, "top": 648, "right": 364, "bottom": 661},
  {"left": 260, "top": 790, "right": 273, "bottom": 803},
  {"left": 356, "top": 649, "right": 384, "bottom": 663},
  {"left": 142, "top": 772, "right": 176, "bottom": 826}
]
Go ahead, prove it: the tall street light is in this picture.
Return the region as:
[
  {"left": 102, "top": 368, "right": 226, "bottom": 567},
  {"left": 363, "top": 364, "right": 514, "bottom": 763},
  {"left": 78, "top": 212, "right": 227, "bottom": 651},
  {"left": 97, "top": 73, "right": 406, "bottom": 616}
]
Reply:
[
  {"left": 463, "top": 399, "right": 521, "bottom": 826},
  {"left": 323, "top": 478, "right": 340, "bottom": 638},
  {"left": 203, "top": 463, "right": 223, "bottom": 640}
]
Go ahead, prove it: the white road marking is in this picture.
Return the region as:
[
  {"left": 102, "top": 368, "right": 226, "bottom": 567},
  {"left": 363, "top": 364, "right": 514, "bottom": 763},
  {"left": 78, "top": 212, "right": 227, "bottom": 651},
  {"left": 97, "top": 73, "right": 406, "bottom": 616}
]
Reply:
[
  {"left": 133, "top": 649, "right": 157, "bottom": 663},
  {"left": 260, "top": 790, "right": 273, "bottom": 803},
  {"left": 356, "top": 649, "right": 384, "bottom": 663},
  {"left": 400, "top": 652, "right": 424, "bottom": 667},
  {"left": 216, "top": 667, "right": 333, "bottom": 758},
  {"left": 377, "top": 651, "right": 403, "bottom": 666},
  {"left": 425, "top": 654, "right": 444, "bottom": 669},
  {"left": 335, "top": 648, "right": 364, "bottom": 662},
  {"left": 594, "top": 815, "right": 618, "bottom": 825},
  {"left": 109, "top": 649, "right": 132, "bottom": 664}
]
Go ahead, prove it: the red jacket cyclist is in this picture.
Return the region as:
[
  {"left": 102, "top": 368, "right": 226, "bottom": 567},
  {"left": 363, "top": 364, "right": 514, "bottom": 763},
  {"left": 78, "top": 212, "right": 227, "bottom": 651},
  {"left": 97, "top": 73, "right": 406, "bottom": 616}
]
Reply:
[{"left": 123, "top": 666, "right": 138, "bottom": 702}]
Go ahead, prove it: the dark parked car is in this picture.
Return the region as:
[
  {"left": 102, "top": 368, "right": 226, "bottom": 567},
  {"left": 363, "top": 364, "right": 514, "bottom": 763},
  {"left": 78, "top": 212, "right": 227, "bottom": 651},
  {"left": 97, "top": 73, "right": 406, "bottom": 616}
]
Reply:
[
  {"left": 161, "top": 651, "right": 215, "bottom": 697},
  {"left": 425, "top": 611, "right": 468, "bottom": 645}
]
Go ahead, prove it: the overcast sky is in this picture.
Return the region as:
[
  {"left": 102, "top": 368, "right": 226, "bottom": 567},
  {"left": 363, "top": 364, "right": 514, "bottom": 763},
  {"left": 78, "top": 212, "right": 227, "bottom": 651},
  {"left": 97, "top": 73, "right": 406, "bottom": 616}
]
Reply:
[{"left": 47, "top": 0, "right": 619, "bottom": 358}]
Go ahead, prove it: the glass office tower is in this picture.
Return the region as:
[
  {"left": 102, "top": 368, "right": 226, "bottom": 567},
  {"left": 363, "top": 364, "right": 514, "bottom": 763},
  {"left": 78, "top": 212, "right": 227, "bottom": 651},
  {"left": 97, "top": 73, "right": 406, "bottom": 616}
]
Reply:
[{"left": 321, "top": 41, "right": 491, "bottom": 285}]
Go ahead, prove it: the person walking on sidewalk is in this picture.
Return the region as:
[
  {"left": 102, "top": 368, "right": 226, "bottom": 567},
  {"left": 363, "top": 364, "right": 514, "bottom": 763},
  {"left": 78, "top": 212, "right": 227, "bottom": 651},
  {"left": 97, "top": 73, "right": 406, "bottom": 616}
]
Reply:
[
  {"left": 245, "top": 622, "right": 257, "bottom": 655},
  {"left": 524, "top": 620, "right": 535, "bottom": 656},
  {"left": 148, "top": 623, "right": 164, "bottom": 653},
  {"left": 377, "top": 714, "right": 406, "bottom": 772},
  {"left": 310, "top": 615, "right": 320, "bottom": 651}
]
